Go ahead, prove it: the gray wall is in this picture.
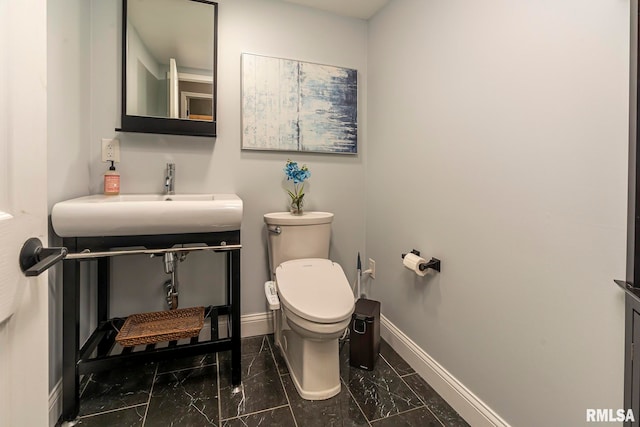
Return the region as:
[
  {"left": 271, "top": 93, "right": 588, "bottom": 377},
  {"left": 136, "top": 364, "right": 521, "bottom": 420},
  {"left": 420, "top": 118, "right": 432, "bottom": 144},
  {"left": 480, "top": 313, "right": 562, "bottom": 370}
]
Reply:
[
  {"left": 366, "top": 1, "right": 628, "bottom": 426},
  {"left": 45, "top": 0, "right": 368, "bottom": 393},
  {"left": 88, "top": 0, "right": 368, "bottom": 317}
]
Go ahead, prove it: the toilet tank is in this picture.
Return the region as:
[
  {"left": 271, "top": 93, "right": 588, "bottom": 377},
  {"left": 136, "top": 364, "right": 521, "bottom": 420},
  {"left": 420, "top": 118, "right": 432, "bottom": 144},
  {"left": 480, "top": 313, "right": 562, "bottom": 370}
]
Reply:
[{"left": 264, "top": 212, "right": 334, "bottom": 278}]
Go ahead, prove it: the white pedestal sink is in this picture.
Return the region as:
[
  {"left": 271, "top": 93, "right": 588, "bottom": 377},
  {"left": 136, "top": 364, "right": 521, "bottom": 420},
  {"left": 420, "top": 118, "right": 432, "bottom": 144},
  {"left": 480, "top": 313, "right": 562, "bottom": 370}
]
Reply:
[{"left": 51, "top": 193, "right": 243, "bottom": 237}]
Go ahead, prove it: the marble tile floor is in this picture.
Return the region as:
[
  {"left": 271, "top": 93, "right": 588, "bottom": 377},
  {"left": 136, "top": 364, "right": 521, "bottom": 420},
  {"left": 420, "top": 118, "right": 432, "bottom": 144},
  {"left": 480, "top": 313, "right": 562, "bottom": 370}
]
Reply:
[{"left": 62, "top": 335, "right": 469, "bottom": 427}]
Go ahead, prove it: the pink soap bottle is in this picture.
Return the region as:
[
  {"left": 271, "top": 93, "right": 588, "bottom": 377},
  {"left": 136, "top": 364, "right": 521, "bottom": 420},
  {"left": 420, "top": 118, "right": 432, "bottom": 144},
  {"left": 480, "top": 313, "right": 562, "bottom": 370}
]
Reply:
[{"left": 104, "top": 161, "right": 120, "bottom": 195}]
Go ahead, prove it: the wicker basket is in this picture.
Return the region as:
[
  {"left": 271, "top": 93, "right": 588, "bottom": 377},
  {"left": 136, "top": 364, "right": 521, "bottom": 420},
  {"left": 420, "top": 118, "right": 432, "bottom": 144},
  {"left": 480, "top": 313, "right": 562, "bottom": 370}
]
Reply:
[{"left": 115, "top": 306, "right": 205, "bottom": 347}]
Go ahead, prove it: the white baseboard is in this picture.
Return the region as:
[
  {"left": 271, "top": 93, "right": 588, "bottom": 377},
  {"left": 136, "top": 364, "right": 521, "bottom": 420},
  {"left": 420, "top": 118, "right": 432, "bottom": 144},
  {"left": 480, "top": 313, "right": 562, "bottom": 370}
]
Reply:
[
  {"left": 49, "top": 311, "right": 274, "bottom": 426},
  {"left": 239, "top": 311, "right": 274, "bottom": 337},
  {"left": 381, "top": 315, "right": 510, "bottom": 427}
]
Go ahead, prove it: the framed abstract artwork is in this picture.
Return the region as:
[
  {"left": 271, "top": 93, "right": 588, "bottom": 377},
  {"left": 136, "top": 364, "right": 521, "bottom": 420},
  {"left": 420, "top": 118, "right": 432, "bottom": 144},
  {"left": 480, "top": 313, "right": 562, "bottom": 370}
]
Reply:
[{"left": 241, "top": 53, "right": 357, "bottom": 154}]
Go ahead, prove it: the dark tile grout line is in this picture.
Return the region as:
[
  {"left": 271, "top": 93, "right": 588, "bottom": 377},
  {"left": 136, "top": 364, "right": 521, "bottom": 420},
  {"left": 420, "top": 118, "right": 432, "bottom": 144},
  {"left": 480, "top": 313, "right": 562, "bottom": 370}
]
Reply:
[
  {"left": 79, "top": 374, "right": 91, "bottom": 398},
  {"left": 342, "top": 340, "right": 427, "bottom": 426},
  {"left": 216, "top": 335, "right": 286, "bottom": 427},
  {"left": 284, "top": 337, "right": 380, "bottom": 427},
  {"left": 364, "top": 354, "right": 428, "bottom": 424},
  {"left": 75, "top": 403, "right": 147, "bottom": 420},
  {"left": 266, "top": 334, "right": 299, "bottom": 427},
  {"left": 216, "top": 352, "right": 223, "bottom": 427},
  {"left": 221, "top": 404, "right": 291, "bottom": 423},
  {"left": 77, "top": 360, "right": 220, "bottom": 420},
  {"left": 140, "top": 364, "right": 159, "bottom": 427},
  {"left": 72, "top": 335, "right": 464, "bottom": 427},
  {"left": 338, "top": 338, "right": 374, "bottom": 426},
  {"left": 379, "top": 352, "right": 447, "bottom": 427},
  {"left": 370, "top": 406, "right": 435, "bottom": 425},
  {"left": 157, "top": 361, "right": 217, "bottom": 376},
  {"left": 271, "top": 334, "right": 374, "bottom": 426},
  {"left": 340, "top": 376, "right": 373, "bottom": 427}
]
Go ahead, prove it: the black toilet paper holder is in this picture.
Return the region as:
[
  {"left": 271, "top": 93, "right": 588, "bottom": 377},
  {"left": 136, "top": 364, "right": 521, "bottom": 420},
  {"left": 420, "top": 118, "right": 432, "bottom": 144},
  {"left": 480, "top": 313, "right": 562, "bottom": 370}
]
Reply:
[{"left": 401, "top": 249, "right": 441, "bottom": 273}]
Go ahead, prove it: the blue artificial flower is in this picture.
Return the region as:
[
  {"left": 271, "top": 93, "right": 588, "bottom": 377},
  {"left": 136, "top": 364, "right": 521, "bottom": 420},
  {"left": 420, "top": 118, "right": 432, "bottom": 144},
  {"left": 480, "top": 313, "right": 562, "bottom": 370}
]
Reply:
[
  {"left": 284, "top": 160, "right": 310, "bottom": 184},
  {"left": 283, "top": 160, "right": 298, "bottom": 181},
  {"left": 283, "top": 160, "right": 311, "bottom": 213}
]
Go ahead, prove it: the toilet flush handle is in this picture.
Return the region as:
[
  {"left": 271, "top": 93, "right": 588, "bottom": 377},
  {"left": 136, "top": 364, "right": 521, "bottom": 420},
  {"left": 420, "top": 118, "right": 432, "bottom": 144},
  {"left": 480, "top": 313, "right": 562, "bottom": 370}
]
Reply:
[{"left": 268, "top": 226, "right": 281, "bottom": 235}]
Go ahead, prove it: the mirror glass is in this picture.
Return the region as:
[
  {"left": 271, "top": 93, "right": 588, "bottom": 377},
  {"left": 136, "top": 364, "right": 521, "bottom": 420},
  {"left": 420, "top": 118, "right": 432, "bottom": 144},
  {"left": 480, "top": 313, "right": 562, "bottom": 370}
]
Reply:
[{"left": 121, "top": 0, "right": 217, "bottom": 137}]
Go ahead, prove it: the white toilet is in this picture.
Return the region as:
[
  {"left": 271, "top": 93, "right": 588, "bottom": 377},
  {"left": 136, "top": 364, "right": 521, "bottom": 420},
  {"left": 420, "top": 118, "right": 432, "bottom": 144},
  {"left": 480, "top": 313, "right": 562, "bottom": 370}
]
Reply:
[{"left": 264, "top": 212, "right": 355, "bottom": 400}]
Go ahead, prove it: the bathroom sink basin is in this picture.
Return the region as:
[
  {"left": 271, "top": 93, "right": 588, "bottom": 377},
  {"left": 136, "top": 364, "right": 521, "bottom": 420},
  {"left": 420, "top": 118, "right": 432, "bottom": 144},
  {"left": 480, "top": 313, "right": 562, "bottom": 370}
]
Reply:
[{"left": 51, "top": 193, "right": 243, "bottom": 237}]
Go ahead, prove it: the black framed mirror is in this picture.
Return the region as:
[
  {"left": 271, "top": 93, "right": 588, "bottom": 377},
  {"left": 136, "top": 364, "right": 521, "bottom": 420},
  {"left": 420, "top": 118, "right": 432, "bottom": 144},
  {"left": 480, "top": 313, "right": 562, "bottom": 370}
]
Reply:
[{"left": 119, "top": 0, "right": 218, "bottom": 137}]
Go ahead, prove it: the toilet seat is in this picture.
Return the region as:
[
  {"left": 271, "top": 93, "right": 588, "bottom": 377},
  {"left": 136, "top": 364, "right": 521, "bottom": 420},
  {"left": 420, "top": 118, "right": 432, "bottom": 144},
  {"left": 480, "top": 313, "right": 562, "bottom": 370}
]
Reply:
[
  {"left": 275, "top": 258, "right": 354, "bottom": 324},
  {"left": 282, "top": 306, "right": 352, "bottom": 340}
]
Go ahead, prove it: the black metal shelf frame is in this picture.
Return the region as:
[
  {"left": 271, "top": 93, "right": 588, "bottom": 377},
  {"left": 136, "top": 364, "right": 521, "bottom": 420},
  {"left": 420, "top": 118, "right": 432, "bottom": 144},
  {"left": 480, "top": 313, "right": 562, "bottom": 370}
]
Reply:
[{"left": 60, "top": 230, "right": 241, "bottom": 422}]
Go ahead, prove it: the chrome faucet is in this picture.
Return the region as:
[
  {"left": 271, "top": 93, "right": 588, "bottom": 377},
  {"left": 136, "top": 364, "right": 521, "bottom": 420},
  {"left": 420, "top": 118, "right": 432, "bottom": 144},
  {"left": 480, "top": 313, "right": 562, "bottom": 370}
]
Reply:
[{"left": 165, "top": 163, "right": 175, "bottom": 195}]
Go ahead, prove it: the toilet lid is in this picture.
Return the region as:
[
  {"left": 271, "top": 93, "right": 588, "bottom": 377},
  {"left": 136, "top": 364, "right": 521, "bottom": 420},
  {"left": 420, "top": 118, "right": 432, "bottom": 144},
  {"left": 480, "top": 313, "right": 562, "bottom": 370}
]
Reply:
[{"left": 275, "top": 259, "right": 355, "bottom": 324}]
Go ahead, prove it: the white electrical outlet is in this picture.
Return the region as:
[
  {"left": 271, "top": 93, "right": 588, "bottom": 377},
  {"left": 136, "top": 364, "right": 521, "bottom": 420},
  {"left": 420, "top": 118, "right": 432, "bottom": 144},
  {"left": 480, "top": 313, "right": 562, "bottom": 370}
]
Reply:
[
  {"left": 101, "top": 138, "right": 120, "bottom": 162},
  {"left": 369, "top": 258, "right": 375, "bottom": 279}
]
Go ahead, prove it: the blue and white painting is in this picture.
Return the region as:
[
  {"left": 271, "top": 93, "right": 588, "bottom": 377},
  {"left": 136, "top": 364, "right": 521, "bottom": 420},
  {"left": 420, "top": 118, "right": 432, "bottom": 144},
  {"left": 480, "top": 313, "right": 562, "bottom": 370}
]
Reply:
[{"left": 241, "top": 53, "right": 357, "bottom": 154}]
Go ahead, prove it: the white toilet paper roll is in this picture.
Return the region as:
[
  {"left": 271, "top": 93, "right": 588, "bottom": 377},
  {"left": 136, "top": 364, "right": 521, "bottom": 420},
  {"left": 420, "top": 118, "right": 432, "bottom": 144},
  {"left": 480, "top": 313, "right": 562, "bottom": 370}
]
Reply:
[{"left": 403, "top": 253, "right": 428, "bottom": 277}]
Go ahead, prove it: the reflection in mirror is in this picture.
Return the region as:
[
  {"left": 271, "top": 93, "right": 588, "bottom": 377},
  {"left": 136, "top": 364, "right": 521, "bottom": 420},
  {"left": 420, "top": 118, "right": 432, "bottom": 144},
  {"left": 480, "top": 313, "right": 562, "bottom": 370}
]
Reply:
[{"left": 121, "top": 0, "right": 218, "bottom": 137}]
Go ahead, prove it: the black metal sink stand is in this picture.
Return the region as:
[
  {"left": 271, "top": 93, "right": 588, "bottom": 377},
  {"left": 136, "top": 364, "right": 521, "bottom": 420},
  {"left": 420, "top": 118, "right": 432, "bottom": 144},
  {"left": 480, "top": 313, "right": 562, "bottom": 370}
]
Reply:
[{"left": 60, "top": 230, "right": 241, "bottom": 422}]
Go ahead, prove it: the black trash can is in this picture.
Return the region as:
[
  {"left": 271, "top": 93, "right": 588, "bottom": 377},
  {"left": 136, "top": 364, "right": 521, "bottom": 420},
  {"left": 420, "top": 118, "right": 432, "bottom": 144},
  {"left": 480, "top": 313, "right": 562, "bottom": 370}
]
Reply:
[{"left": 349, "top": 298, "right": 381, "bottom": 370}]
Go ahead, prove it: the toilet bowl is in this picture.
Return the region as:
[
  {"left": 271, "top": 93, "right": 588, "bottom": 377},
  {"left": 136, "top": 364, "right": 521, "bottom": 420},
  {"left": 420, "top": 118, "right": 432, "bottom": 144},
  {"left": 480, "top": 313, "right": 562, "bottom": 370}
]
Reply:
[
  {"left": 274, "top": 258, "right": 354, "bottom": 399},
  {"left": 264, "top": 212, "right": 355, "bottom": 400}
]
